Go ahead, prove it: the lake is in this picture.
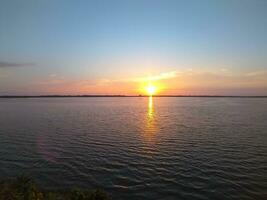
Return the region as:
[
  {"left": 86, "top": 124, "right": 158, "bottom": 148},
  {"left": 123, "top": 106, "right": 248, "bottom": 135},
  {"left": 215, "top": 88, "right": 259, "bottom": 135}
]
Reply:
[{"left": 0, "top": 97, "right": 266, "bottom": 199}]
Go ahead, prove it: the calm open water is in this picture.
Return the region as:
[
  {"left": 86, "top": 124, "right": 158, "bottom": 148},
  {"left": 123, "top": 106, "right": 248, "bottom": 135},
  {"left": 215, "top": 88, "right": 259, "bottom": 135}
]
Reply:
[{"left": 0, "top": 97, "right": 267, "bottom": 200}]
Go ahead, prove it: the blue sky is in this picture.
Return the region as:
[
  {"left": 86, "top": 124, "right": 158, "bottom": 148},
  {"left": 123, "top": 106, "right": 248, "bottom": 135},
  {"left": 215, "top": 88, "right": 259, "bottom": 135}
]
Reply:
[{"left": 0, "top": 0, "right": 267, "bottom": 95}]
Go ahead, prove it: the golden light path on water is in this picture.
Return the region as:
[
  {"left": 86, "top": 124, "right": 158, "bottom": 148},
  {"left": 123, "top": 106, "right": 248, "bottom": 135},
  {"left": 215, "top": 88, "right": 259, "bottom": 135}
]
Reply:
[{"left": 144, "top": 96, "right": 156, "bottom": 143}]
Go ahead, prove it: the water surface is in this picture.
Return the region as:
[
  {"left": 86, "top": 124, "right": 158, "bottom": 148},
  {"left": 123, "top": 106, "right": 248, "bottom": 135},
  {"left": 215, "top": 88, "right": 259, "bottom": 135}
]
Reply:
[{"left": 0, "top": 97, "right": 266, "bottom": 199}]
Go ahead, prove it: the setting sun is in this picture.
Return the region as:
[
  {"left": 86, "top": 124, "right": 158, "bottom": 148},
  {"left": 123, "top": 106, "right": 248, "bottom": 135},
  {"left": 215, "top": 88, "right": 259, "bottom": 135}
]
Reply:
[{"left": 145, "top": 85, "right": 156, "bottom": 96}]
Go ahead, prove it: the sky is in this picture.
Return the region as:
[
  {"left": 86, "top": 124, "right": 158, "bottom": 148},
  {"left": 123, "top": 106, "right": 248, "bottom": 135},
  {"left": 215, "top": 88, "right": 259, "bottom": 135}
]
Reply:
[{"left": 0, "top": 0, "right": 267, "bottom": 95}]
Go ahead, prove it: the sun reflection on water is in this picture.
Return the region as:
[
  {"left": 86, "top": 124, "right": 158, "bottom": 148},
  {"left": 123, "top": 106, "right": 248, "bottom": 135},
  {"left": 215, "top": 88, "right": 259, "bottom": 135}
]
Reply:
[
  {"left": 144, "top": 96, "right": 156, "bottom": 143},
  {"left": 148, "top": 96, "right": 153, "bottom": 119}
]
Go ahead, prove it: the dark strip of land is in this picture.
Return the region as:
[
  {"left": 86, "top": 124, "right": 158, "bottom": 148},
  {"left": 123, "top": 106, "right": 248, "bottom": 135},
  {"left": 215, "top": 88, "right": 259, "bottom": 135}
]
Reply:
[{"left": 0, "top": 95, "right": 267, "bottom": 98}]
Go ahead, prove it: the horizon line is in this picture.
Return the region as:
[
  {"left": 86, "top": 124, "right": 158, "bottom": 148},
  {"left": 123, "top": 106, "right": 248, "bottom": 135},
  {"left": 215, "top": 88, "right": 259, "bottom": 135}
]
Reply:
[{"left": 1, "top": 95, "right": 267, "bottom": 98}]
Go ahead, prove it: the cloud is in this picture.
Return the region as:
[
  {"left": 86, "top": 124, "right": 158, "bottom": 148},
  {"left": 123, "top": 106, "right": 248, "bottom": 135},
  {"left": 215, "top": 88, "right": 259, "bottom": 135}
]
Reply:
[
  {"left": 0, "top": 61, "right": 34, "bottom": 68},
  {"left": 49, "top": 73, "right": 57, "bottom": 78},
  {"left": 17, "top": 68, "right": 267, "bottom": 95},
  {"left": 244, "top": 70, "right": 267, "bottom": 77},
  {"left": 132, "top": 71, "right": 180, "bottom": 82}
]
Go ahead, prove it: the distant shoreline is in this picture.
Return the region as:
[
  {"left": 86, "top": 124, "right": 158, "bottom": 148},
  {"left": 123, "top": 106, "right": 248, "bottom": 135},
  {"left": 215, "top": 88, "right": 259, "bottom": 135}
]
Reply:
[{"left": 0, "top": 95, "right": 267, "bottom": 98}]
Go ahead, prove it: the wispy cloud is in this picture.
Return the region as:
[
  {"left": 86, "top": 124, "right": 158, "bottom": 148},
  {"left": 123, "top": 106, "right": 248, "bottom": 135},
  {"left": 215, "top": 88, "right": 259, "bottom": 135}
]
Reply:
[
  {"left": 0, "top": 61, "right": 34, "bottom": 68},
  {"left": 244, "top": 70, "right": 267, "bottom": 77},
  {"left": 132, "top": 71, "right": 180, "bottom": 82},
  {"left": 22, "top": 68, "right": 267, "bottom": 95}
]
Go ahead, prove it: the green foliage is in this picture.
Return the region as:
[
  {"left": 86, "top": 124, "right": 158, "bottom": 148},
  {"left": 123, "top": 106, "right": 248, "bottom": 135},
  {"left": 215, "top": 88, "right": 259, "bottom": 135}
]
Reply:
[
  {"left": 70, "top": 189, "right": 108, "bottom": 200},
  {"left": 0, "top": 176, "right": 108, "bottom": 200}
]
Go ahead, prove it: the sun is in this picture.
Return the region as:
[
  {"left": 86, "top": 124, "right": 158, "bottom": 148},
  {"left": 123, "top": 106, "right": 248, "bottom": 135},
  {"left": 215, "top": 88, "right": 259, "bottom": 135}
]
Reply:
[{"left": 145, "top": 85, "right": 156, "bottom": 96}]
